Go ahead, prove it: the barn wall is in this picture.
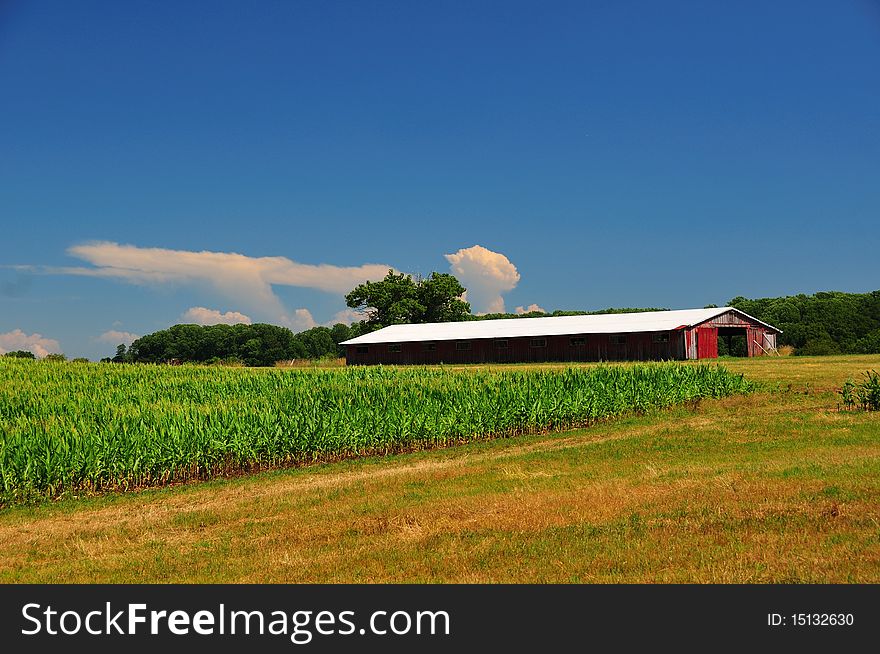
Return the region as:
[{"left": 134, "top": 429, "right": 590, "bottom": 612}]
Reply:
[
  {"left": 691, "top": 310, "right": 778, "bottom": 358},
  {"left": 701, "top": 312, "right": 754, "bottom": 327},
  {"left": 686, "top": 324, "right": 775, "bottom": 359},
  {"left": 684, "top": 329, "right": 697, "bottom": 359},
  {"left": 346, "top": 331, "right": 684, "bottom": 365}
]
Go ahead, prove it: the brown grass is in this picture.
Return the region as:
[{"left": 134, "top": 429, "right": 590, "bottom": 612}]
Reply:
[{"left": 274, "top": 358, "right": 346, "bottom": 368}]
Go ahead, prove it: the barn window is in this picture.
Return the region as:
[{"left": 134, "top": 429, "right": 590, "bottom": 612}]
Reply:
[
  {"left": 652, "top": 333, "right": 670, "bottom": 343},
  {"left": 530, "top": 338, "right": 547, "bottom": 348},
  {"left": 495, "top": 339, "right": 509, "bottom": 349},
  {"left": 570, "top": 337, "right": 586, "bottom": 346},
  {"left": 610, "top": 335, "right": 627, "bottom": 345},
  {"left": 456, "top": 341, "right": 471, "bottom": 351},
  {"left": 356, "top": 346, "right": 369, "bottom": 354},
  {"left": 387, "top": 343, "right": 402, "bottom": 352},
  {"left": 424, "top": 342, "right": 436, "bottom": 351}
]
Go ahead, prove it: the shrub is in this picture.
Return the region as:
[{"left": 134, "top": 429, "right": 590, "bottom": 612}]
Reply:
[{"left": 799, "top": 339, "right": 840, "bottom": 356}]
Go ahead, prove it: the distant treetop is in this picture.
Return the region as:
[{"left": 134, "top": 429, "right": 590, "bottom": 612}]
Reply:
[{"left": 3, "top": 350, "right": 37, "bottom": 359}]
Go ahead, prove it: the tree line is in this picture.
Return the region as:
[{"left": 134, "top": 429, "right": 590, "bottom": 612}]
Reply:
[
  {"left": 112, "top": 322, "right": 361, "bottom": 367},
  {"left": 111, "top": 287, "right": 879, "bottom": 364},
  {"left": 729, "top": 290, "right": 880, "bottom": 355},
  {"left": 8, "top": 268, "right": 877, "bottom": 363}
]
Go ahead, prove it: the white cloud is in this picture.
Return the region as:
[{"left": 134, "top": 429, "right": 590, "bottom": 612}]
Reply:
[
  {"left": 183, "top": 305, "right": 326, "bottom": 332},
  {"left": 97, "top": 330, "right": 139, "bottom": 346},
  {"left": 182, "top": 307, "right": 253, "bottom": 326},
  {"left": 483, "top": 297, "right": 506, "bottom": 314},
  {"left": 444, "top": 245, "right": 521, "bottom": 314},
  {"left": 326, "top": 308, "right": 364, "bottom": 326},
  {"left": 0, "top": 329, "right": 62, "bottom": 358},
  {"left": 56, "top": 242, "right": 393, "bottom": 322},
  {"left": 515, "top": 304, "right": 546, "bottom": 314},
  {"left": 281, "top": 308, "right": 318, "bottom": 331}
]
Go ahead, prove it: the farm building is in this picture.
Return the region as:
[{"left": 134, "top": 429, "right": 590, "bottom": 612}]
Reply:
[{"left": 340, "top": 307, "right": 781, "bottom": 365}]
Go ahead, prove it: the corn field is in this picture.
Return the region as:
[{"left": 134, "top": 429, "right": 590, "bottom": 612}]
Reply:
[{"left": 0, "top": 359, "right": 753, "bottom": 505}]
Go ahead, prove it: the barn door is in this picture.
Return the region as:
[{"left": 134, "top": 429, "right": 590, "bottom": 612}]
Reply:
[
  {"left": 696, "top": 327, "right": 718, "bottom": 359},
  {"left": 747, "top": 328, "right": 760, "bottom": 356}
]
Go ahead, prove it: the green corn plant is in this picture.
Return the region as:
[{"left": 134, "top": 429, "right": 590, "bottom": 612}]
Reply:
[
  {"left": 859, "top": 370, "right": 880, "bottom": 411},
  {"left": 0, "top": 357, "right": 754, "bottom": 506},
  {"left": 840, "top": 379, "right": 857, "bottom": 411}
]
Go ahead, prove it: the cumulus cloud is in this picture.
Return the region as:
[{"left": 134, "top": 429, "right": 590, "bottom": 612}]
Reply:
[
  {"left": 326, "top": 308, "right": 364, "bottom": 326},
  {"left": 515, "top": 304, "right": 546, "bottom": 314},
  {"left": 0, "top": 329, "right": 62, "bottom": 358},
  {"left": 54, "top": 242, "right": 393, "bottom": 322},
  {"left": 97, "top": 330, "right": 139, "bottom": 346},
  {"left": 182, "top": 307, "right": 253, "bottom": 326},
  {"left": 182, "top": 305, "right": 317, "bottom": 331},
  {"left": 444, "top": 245, "right": 520, "bottom": 314},
  {"left": 281, "top": 308, "right": 318, "bottom": 331}
]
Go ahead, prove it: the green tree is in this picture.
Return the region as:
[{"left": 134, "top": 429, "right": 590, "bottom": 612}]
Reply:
[
  {"left": 3, "top": 350, "right": 36, "bottom": 359},
  {"left": 329, "top": 323, "right": 356, "bottom": 356},
  {"left": 345, "top": 270, "right": 423, "bottom": 328},
  {"left": 415, "top": 272, "right": 470, "bottom": 323},
  {"left": 729, "top": 289, "right": 880, "bottom": 355},
  {"left": 112, "top": 344, "right": 128, "bottom": 363},
  {"left": 293, "top": 326, "right": 337, "bottom": 359},
  {"left": 345, "top": 269, "right": 470, "bottom": 329},
  {"left": 856, "top": 329, "right": 880, "bottom": 354},
  {"left": 242, "top": 338, "right": 264, "bottom": 366}
]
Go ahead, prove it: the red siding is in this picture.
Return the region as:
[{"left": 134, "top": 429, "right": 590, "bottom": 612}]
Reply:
[
  {"left": 696, "top": 327, "right": 718, "bottom": 359},
  {"left": 747, "top": 327, "right": 761, "bottom": 356},
  {"left": 346, "top": 331, "right": 684, "bottom": 365},
  {"left": 687, "top": 310, "right": 777, "bottom": 359}
]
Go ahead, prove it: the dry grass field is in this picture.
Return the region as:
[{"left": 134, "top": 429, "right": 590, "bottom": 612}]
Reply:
[{"left": 1, "top": 354, "right": 878, "bottom": 583}]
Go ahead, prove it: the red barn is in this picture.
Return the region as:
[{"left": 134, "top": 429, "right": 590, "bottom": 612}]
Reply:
[{"left": 341, "top": 307, "right": 781, "bottom": 365}]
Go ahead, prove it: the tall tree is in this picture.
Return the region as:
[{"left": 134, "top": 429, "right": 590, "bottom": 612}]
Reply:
[
  {"left": 112, "top": 344, "right": 128, "bottom": 363},
  {"left": 345, "top": 269, "right": 470, "bottom": 329},
  {"left": 415, "top": 272, "right": 470, "bottom": 323},
  {"left": 344, "top": 270, "right": 421, "bottom": 327}
]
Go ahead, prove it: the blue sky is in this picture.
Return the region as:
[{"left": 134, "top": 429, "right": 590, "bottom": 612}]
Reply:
[{"left": 2, "top": 0, "right": 879, "bottom": 359}]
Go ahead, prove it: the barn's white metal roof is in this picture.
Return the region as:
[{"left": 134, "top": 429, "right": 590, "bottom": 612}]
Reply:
[{"left": 340, "top": 307, "right": 779, "bottom": 345}]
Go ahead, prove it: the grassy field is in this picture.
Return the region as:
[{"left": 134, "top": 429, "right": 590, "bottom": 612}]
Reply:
[{"left": 1, "top": 354, "right": 878, "bottom": 583}]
